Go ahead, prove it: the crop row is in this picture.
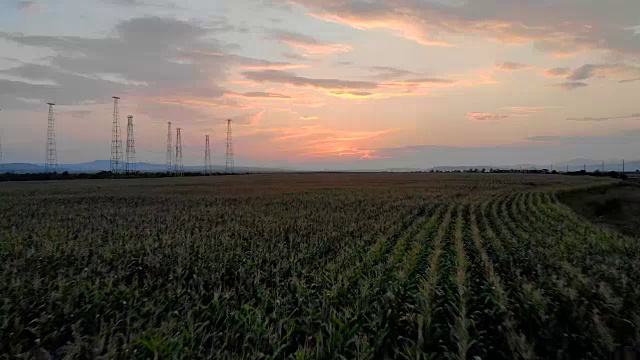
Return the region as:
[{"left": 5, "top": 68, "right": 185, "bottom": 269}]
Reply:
[{"left": 0, "top": 173, "right": 635, "bottom": 359}]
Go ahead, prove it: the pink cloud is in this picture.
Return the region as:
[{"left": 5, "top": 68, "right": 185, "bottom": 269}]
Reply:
[{"left": 292, "top": 0, "right": 640, "bottom": 57}]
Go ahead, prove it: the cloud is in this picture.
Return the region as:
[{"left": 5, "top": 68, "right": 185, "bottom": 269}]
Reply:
[
  {"left": 236, "top": 110, "right": 265, "bottom": 127},
  {"left": 467, "top": 112, "right": 511, "bottom": 121},
  {"left": 292, "top": 0, "right": 640, "bottom": 57},
  {"left": 496, "top": 62, "right": 533, "bottom": 71},
  {"left": 16, "top": 1, "right": 38, "bottom": 9},
  {"left": 503, "top": 106, "right": 549, "bottom": 113},
  {"left": 300, "top": 116, "right": 318, "bottom": 120},
  {"left": 328, "top": 91, "right": 376, "bottom": 99},
  {"left": 0, "top": 17, "right": 233, "bottom": 111},
  {"left": 271, "top": 30, "right": 352, "bottom": 56},
  {"left": 547, "top": 81, "right": 589, "bottom": 90},
  {"left": 233, "top": 92, "right": 292, "bottom": 99},
  {"left": 241, "top": 69, "right": 378, "bottom": 90},
  {"left": 541, "top": 68, "right": 571, "bottom": 78},
  {"left": 237, "top": 61, "right": 310, "bottom": 71},
  {"left": 368, "top": 66, "right": 417, "bottom": 80},
  {"left": 381, "top": 78, "right": 455, "bottom": 88},
  {"left": 567, "top": 63, "right": 640, "bottom": 81},
  {"left": 567, "top": 114, "right": 640, "bottom": 121},
  {"left": 620, "top": 77, "right": 640, "bottom": 83},
  {"left": 543, "top": 63, "right": 640, "bottom": 89}
]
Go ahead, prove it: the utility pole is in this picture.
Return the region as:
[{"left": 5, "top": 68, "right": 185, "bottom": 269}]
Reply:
[
  {"left": 45, "top": 103, "right": 57, "bottom": 172},
  {"left": 166, "top": 122, "right": 173, "bottom": 173},
  {"left": 583, "top": 163, "right": 586, "bottom": 172},
  {"left": 205, "top": 134, "right": 211, "bottom": 175},
  {"left": 175, "top": 128, "right": 183, "bottom": 176},
  {"left": 622, "top": 159, "right": 625, "bottom": 173},
  {"left": 110, "top": 96, "right": 123, "bottom": 173},
  {"left": 225, "top": 119, "right": 234, "bottom": 173},
  {"left": 566, "top": 164, "right": 569, "bottom": 173},
  {"left": 126, "top": 115, "right": 136, "bottom": 173}
]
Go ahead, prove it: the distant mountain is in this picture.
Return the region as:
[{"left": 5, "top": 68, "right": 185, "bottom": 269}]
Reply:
[
  {"left": 0, "top": 160, "right": 288, "bottom": 174},
  {"left": 0, "top": 163, "right": 45, "bottom": 172}
]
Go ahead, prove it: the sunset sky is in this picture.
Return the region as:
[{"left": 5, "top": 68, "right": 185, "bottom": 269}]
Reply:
[{"left": 1, "top": 0, "right": 640, "bottom": 169}]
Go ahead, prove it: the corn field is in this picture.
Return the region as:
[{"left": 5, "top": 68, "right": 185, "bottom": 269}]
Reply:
[{"left": 1, "top": 173, "right": 638, "bottom": 359}]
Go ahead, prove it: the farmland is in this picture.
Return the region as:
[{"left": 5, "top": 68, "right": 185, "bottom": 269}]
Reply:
[{"left": 1, "top": 173, "right": 638, "bottom": 359}]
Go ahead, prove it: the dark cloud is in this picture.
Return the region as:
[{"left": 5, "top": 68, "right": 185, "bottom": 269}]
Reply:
[
  {"left": 0, "top": 17, "right": 232, "bottom": 111},
  {"left": 329, "top": 91, "right": 374, "bottom": 97},
  {"left": 16, "top": 1, "right": 37, "bottom": 9},
  {"left": 369, "top": 66, "right": 416, "bottom": 80},
  {"left": 567, "top": 64, "right": 602, "bottom": 81},
  {"left": 567, "top": 114, "right": 640, "bottom": 121},
  {"left": 238, "top": 92, "right": 292, "bottom": 99},
  {"left": 620, "top": 77, "right": 640, "bottom": 84},
  {"left": 496, "top": 62, "right": 532, "bottom": 71},
  {"left": 271, "top": 30, "right": 321, "bottom": 46},
  {"left": 542, "top": 63, "right": 640, "bottom": 89},
  {"left": 547, "top": 81, "right": 589, "bottom": 90},
  {"left": 467, "top": 112, "right": 510, "bottom": 121},
  {"left": 242, "top": 70, "right": 378, "bottom": 89},
  {"left": 270, "top": 29, "right": 352, "bottom": 55}
]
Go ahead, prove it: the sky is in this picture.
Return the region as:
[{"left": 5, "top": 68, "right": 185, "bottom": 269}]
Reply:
[{"left": 1, "top": 0, "right": 640, "bottom": 170}]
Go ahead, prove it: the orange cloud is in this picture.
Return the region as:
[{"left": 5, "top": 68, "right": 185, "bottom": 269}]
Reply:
[
  {"left": 541, "top": 67, "right": 571, "bottom": 78},
  {"left": 300, "top": 116, "right": 319, "bottom": 120},
  {"left": 308, "top": 12, "right": 454, "bottom": 47},
  {"left": 293, "top": 0, "right": 640, "bottom": 58}
]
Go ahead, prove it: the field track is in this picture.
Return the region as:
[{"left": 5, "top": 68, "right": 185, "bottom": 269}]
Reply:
[{"left": 1, "top": 173, "right": 638, "bottom": 359}]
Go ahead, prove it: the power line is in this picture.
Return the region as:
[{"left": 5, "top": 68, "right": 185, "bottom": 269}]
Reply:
[
  {"left": 205, "top": 134, "right": 211, "bottom": 175},
  {"left": 45, "top": 103, "right": 57, "bottom": 172},
  {"left": 126, "top": 115, "right": 136, "bottom": 173},
  {"left": 166, "top": 121, "right": 173, "bottom": 173},
  {"left": 175, "top": 127, "right": 183, "bottom": 176},
  {"left": 110, "top": 96, "right": 123, "bottom": 173},
  {"left": 225, "top": 119, "right": 234, "bottom": 173}
]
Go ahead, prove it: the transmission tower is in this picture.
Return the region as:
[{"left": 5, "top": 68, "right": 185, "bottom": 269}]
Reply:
[
  {"left": 166, "top": 121, "right": 173, "bottom": 173},
  {"left": 110, "top": 96, "right": 123, "bottom": 173},
  {"left": 45, "top": 103, "right": 57, "bottom": 172},
  {"left": 225, "top": 119, "right": 234, "bottom": 173},
  {"left": 205, "top": 135, "right": 212, "bottom": 175},
  {"left": 126, "top": 115, "right": 136, "bottom": 173},
  {"left": 175, "top": 128, "right": 183, "bottom": 175}
]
